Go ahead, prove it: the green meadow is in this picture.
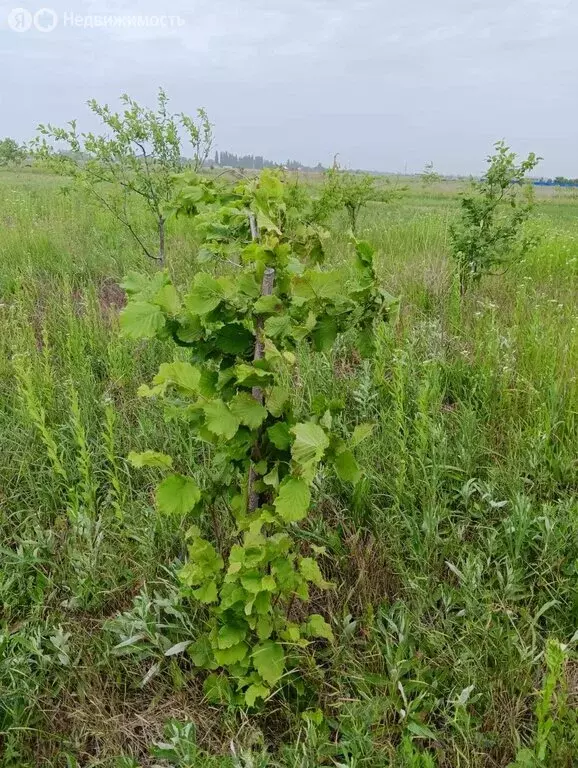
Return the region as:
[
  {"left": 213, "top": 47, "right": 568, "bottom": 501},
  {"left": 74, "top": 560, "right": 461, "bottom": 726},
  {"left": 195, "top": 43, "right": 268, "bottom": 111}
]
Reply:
[{"left": 1, "top": 169, "right": 576, "bottom": 767}]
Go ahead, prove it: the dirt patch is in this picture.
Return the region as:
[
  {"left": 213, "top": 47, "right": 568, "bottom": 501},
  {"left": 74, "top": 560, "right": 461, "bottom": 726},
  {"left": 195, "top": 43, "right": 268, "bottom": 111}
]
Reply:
[{"left": 99, "top": 277, "right": 126, "bottom": 314}]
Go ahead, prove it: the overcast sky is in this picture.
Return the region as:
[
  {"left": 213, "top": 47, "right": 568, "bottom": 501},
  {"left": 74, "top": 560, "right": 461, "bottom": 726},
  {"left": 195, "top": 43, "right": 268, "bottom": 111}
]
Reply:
[{"left": 0, "top": 0, "right": 576, "bottom": 175}]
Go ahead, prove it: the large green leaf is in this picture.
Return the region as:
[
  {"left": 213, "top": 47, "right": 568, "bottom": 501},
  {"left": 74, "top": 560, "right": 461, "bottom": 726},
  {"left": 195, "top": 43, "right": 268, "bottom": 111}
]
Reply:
[
  {"left": 156, "top": 474, "right": 201, "bottom": 515},
  {"left": 185, "top": 273, "right": 226, "bottom": 315},
  {"left": 121, "top": 270, "right": 168, "bottom": 300},
  {"left": 334, "top": 449, "right": 362, "bottom": 484},
  {"left": 120, "top": 301, "right": 166, "bottom": 339},
  {"left": 192, "top": 579, "right": 218, "bottom": 604},
  {"left": 229, "top": 393, "right": 268, "bottom": 430},
  {"left": 256, "top": 209, "right": 281, "bottom": 234},
  {"left": 266, "top": 386, "right": 289, "bottom": 417},
  {"left": 217, "top": 619, "right": 248, "bottom": 650},
  {"left": 234, "top": 364, "right": 275, "bottom": 389},
  {"left": 237, "top": 273, "right": 261, "bottom": 298},
  {"left": 299, "top": 557, "right": 331, "bottom": 588},
  {"left": 128, "top": 450, "right": 173, "bottom": 469},
  {"left": 154, "top": 361, "right": 201, "bottom": 395},
  {"left": 121, "top": 271, "right": 156, "bottom": 297},
  {"left": 254, "top": 294, "right": 284, "bottom": 314},
  {"left": 252, "top": 640, "right": 285, "bottom": 686},
  {"left": 203, "top": 399, "right": 240, "bottom": 440},
  {"left": 304, "top": 614, "right": 334, "bottom": 641},
  {"left": 213, "top": 323, "right": 254, "bottom": 355},
  {"left": 354, "top": 239, "right": 375, "bottom": 268},
  {"left": 292, "top": 270, "right": 343, "bottom": 301},
  {"left": 213, "top": 642, "right": 249, "bottom": 667},
  {"left": 291, "top": 422, "right": 329, "bottom": 467},
  {"left": 245, "top": 683, "right": 270, "bottom": 707},
  {"left": 264, "top": 314, "right": 292, "bottom": 339},
  {"left": 267, "top": 422, "right": 291, "bottom": 450},
  {"left": 274, "top": 477, "right": 311, "bottom": 523},
  {"left": 312, "top": 315, "right": 338, "bottom": 352},
  {"left": 154, "top": 283, "right": 181, "bottom": 315}
]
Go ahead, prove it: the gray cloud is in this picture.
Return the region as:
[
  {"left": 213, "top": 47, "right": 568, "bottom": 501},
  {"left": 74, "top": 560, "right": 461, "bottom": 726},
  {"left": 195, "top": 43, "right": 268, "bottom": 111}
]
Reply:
[{"left": 0, "top": 0, "right": 576, "bottom": 174}]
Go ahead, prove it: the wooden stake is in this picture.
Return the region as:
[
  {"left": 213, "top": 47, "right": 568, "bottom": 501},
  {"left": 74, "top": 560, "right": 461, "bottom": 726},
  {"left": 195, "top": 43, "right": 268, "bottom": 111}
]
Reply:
[{"left": 248, "top": 213, "right": 275, "bottom": 511}]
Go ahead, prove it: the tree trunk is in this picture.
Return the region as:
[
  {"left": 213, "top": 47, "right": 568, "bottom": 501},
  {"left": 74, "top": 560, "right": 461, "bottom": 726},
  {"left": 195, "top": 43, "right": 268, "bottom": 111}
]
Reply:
[
  {"left": 158, "top": 216, "right": 166, "bottom": 265},
  {"left": 247, "top": 213, "right": 275, "bottom": 512}
]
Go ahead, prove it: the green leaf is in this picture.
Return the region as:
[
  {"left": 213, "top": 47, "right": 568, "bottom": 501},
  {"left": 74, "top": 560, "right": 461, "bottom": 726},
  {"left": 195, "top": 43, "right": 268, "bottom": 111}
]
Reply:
[
  {"left": 121, "top": 271, "right": 156, "bottom": 297},
  {"left": 234, "top": 364, "right": 275, "bottom": 389},
  {"left": 291, "top": 311, "right": 317, "bottom": 341},
  {"left": 264, "top": 314, "right": 292, "bottom": 339},
  {"left": 266, "top": 386, "right": 289, "bottom": 417},
  {"left": 238, "top": 273, "right": 261, "bottom": 298},
  {"left": 291, "top": 422, "right": 329, "bottom": 467},
  {"left": 203, "top": 399, "right": 240, "bottom": 440},
  {"left": 120, "top": 301, "right": 166, "bottom": 339},
  {"left": 229, "top": 393, "right": 268, "bottom": 430},
  {"left": 176, "top": 315, "right": 203, "bottom": 344},
  {"left": 213, "top": 323, "right": 254, "bottom": 355},
  {"left": 267, "top": 422, "right": 291, "bottom": 450},
  {"left": 180, "top": 536, "right": 224, "bottom": 586},
  {"left": 351, "top": 422, "right": 375, "bottom": 447},
  {"left": 128, "top": 450, "right": 173, "bottom": 469},
  {"left": 302, "top": 708, "right": 325, "bottom": 725},
  {"left": 203, "top": 673, "right": 233, "bottom": 704},
  {"left": 299, "top": 557, "right": 331, "bottom": 588},
  {"left": 245, "top": 683, "right": 270, "bottom": 707},
  {"left": 292, "top": 270, "right": 343, "bottom": 301},
  {"left": 154, "top": 361, "right": 201, "bottom": 395},
  {"left": 256, "top": 209, "right": 281, "bottom": 234},
  {"left": 357, "top": 326, "right": 376, "bottom": 358},
  {"left": 263, "top": 465, "right": 279, "bottom": 489},
  {"left": 334, "top": 449, "right": 362, "bottom": 484},
  {"left": 274, "top": 477, "right": 311, "bottom": 523},
  {"left": 185, "top": 273, "right": 226, "bottom": 315},
  {"left": 241, "top": 572, "right": 265, "bottom": 594},
  {"left": 252, "top": 641, "right": 285, "bottom": 686},
  {"left": 305, "top": 614, "right": 334, "bottom": 641},
  {"left": 312, "top": 315, "right": 338, "bottom": 352},
  {"left": 354, "top": 239, "right": 375, "bottom": 267},
  {"left": 256, "top": 615, "right": 273, "bottom": 641},
  {"left": 192, "top": 579, "right": 218, "bottom": 604},
  {"left": 156, "top": 474, "right": 201, "bottom": 515},
  {"left": 154, "top": 283, "right": 181, "bottom": 315},
  {"left": 217, "top": 620, "right": 248, "bottom": 650},
  {"left": 188, "top": 635, "right": 214, "bottom": 668},
  {"left": 199, "top": 368, "right": 218, "bottom": 398},
  {"left": 254, "top": 294, "right": 284, "bottom": 314},
  {"left": 213, "top": 642, "right": 249, "bottom": 666},
  {"left": 258, "top": 171, "right": 284, "bottom": 199}
]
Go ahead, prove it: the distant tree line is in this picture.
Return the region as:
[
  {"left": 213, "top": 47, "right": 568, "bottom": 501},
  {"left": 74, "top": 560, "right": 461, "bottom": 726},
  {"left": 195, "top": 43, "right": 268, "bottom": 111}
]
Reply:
[
  {"left": 533, "top": 176, "right": 578, "bottom": 188},
  {"left": 213, "top": 150, "right": 324, "bottom": 172}
]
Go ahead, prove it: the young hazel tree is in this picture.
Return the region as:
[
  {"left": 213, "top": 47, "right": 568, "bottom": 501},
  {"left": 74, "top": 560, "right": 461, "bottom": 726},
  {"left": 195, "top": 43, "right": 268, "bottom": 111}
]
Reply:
[
  {"left": 316, "top": 164, "right": 403, "bottom": 233},
  {"left": 35, "top": 88, "right": 213, "bottom": 264},
  {"left": 450, "top": 140, "right": 540, "bottom": 293},
  {"left": 121, "top": 170, "right": 395, "bottom": 707}
]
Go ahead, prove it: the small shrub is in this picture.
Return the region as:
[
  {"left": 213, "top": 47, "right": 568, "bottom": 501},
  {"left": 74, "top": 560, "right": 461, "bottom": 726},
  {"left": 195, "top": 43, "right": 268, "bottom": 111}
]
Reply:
[{"left": 449, "top": 140, "right": 540, "bottom": 293}]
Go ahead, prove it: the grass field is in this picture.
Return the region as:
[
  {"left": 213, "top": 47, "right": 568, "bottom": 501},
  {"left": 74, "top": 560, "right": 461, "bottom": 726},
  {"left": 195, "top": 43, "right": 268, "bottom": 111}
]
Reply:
[{"left": 0, "top": 168, "right": 577, "bottom": 767}]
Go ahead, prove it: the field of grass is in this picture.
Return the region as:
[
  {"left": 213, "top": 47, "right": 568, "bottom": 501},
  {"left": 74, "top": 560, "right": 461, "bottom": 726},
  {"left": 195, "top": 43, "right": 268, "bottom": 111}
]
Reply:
[{"left": 0, "top": 168, "right": 577, "bottom": 767}]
